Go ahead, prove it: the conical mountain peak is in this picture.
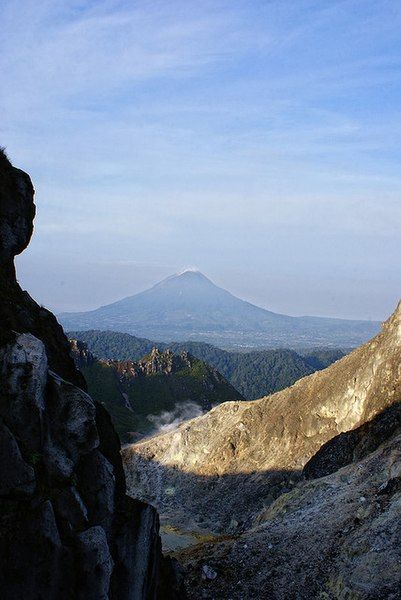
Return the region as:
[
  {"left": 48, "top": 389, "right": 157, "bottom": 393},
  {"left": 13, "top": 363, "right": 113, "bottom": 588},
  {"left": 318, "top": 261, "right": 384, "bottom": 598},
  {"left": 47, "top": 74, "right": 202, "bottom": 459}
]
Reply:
[
  {"left": 59, "top": 271, "right": 381, "bottom": 348},
  {"left": 177, "top": 267, "right": 203, "bottom": 276},
  {"left": 169, "top": 269, "right": 213, "bottom": 283},
  {"left": 150, "top": 269, "right": 218, "bottom": 292}
]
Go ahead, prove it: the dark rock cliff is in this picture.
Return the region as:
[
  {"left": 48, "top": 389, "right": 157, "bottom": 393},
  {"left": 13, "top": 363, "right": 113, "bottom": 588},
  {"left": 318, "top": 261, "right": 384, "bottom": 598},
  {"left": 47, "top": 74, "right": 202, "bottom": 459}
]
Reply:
[
  {"left": 0, "top": 150, "right": 81, "bottom": 387},
  {"left": 0, "top": 150, "right": 176, "bottom": 599}
]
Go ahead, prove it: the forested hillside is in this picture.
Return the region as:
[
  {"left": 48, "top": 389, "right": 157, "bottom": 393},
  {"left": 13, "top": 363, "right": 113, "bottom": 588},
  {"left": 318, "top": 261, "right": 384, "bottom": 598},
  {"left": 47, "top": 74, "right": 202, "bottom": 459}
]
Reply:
[{"left": 69, "top": 329, "right": 345, "bottom": 399}]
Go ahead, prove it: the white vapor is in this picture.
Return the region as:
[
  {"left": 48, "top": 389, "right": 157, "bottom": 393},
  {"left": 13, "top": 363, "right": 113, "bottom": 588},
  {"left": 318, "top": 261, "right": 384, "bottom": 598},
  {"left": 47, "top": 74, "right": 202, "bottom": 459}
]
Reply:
[{"left": 146, "top": 401, "right": 204, "bottom": 436}]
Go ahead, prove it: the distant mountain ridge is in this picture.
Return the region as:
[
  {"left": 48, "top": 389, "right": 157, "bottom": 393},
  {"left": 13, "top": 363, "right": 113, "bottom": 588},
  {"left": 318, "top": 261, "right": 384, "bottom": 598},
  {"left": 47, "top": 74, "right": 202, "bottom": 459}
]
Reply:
[
  {"left": 60, "top": 270, "right": 380, "bottom": 348},
  {"left": 68, "top": 329, "right": 346, "bottom": 400}
]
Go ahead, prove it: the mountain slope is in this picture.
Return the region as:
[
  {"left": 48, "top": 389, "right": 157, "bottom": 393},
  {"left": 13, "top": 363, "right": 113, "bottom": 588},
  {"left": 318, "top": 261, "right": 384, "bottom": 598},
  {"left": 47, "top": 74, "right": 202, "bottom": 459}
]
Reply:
[
  {"left": 68, "top": 329, "right": 345, "bottom": 400},
  {"left": 71, "top": 341, "right": 244, "bottom": 441},
  {"left": 179, "top": 424, "right": 401, "bottom": 599},
  {"left": 60, "top": 270, "right": 379, "bottom": 348},
  {"left": 122, "top": 301, "right": 401, "bottom": 534}
]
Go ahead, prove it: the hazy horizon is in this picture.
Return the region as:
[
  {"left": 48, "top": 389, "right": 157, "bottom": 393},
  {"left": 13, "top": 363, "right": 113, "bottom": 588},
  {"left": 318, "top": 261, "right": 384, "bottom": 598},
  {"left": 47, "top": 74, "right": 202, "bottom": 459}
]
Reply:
[
  {"left": 2, "top": 1, "right": 400, "bottom": 321},
  {"left": 57, "top": 268, "right": 384, "bottom": 323}
]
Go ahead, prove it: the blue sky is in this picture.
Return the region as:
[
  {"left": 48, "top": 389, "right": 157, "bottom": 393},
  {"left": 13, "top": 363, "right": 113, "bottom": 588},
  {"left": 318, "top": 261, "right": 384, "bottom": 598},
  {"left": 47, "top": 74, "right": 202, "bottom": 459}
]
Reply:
[{"left": 1, "top": 0, "right": 400, "bottom": 320}]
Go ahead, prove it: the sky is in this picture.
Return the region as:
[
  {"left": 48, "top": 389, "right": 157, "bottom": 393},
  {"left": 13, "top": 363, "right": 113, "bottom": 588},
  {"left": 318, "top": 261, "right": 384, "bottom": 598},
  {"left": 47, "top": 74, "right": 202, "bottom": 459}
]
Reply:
[{"left": 1, "top": 0, "right": 400, "bottom": 320}]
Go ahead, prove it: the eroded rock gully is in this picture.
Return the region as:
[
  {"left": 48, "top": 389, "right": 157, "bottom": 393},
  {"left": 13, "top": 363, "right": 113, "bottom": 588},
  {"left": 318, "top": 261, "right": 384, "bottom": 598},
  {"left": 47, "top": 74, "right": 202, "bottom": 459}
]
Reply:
[{"left": 179, "top": 428, "right": 401, "bottom": 599}]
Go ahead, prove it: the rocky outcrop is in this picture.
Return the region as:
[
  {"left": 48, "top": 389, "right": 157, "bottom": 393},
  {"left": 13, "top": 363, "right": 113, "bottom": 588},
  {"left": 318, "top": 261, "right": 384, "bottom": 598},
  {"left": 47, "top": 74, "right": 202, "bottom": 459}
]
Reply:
[
  {"left": 179, "top": 426, "right": 401, "bottom": 599},
  {"left": 123, "top": 301, "right": 401, "bottom": 533},
  {"left": 70, "top": 340, "right": 244, "bottom": 442},
  {"left": 71, "top": 344, "right": 224, "bottom": 382},
  {"left": 70, "top": 338, "right": 96, "bottom": 366},
  {"left": 139, "top": 348, "right": 191, "bottom": 376},
  {"left": 0, "top": 149, "right": 35, "bottom": 273},
  {"left": 122, "top": 299, "right": 401, "bottom": 598},
  {"left": 0, "top": 151, "right": 170, "bottom": 599}
]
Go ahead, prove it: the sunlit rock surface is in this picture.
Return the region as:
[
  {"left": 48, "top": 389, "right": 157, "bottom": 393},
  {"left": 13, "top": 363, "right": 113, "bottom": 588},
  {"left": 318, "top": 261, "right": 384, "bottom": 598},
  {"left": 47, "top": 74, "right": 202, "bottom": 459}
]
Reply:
[
  {"left": 123, "top": 302, "right": 401, "bottom": 598},
  {"left": 123, "top": 302, "right": 401, "bottom": 533},
  {"left": 180, "top": 428, "right": 401, "bottom": 599}
]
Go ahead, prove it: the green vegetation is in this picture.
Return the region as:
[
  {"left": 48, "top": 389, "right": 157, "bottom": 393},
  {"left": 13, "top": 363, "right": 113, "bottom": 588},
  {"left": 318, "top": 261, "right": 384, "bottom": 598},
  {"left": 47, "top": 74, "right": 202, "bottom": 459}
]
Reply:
[
  {"left": 79, "top": 361, "right": 141, "bottom": 440},
  {"left": 68, "top": 329, "right": 155, "bottom": 361},
  {"left": 69, "top": 330, "right": 346, "bottom": 400},
  {"left": 73, "top": 345, "right": 244, "bottom": 442}
]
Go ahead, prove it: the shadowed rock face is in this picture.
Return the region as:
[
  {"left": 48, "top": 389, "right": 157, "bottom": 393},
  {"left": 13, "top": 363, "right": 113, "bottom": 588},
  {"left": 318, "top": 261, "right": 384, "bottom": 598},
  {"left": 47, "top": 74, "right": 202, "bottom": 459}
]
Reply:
[
  {"left": 0, "top": 153, "right": 83, "bottom": 387},
  {"left": 0, "top": 153, "right": 173, "bottom": 599},
  {"left": 179, "top": 429, "right": 401, "bottom": 599},
  {"left": 123, "top": 301, "right": 401, "bottom": 533},
  {"left": 0, "top": 151, "right": 35, "bottom": 272},
  {"left": 303, "top": 401, "right": 401, "bottom": 479}
]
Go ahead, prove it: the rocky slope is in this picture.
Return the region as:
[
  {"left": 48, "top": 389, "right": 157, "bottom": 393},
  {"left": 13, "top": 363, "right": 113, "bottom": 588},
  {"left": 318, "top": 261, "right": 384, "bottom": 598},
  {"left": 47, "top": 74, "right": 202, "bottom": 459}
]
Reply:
[
  {"left": 71, "top": 342, "right": 244, "bottom": 441},
  {"left": 123, "top": 301, "right": 401, "bottom": 534},
  {"left": 0, "top": 150, "right": 175, "bottom": 599},
  {"left": 179, "top": 424, "right": 401, "bottom": 599}
]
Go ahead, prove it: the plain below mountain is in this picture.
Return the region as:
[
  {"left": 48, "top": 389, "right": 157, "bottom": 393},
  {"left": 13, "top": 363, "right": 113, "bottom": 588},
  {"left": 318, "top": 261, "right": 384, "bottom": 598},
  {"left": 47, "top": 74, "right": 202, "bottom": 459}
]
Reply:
[{"left": 60, "top": 270, "right": 379, "bottom": 349}]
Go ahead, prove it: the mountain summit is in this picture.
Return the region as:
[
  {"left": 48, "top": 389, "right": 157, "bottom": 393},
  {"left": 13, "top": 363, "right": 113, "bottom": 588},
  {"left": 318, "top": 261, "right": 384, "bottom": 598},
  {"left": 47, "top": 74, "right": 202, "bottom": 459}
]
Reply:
[
  {"left": 59, "top": 270, "right": 380, "bottom": 348},
  {"left": 141, "top": 269, "right": 234, "bottom": 303}
]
